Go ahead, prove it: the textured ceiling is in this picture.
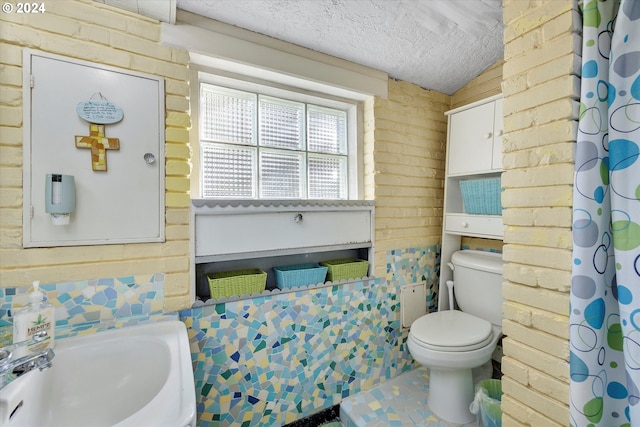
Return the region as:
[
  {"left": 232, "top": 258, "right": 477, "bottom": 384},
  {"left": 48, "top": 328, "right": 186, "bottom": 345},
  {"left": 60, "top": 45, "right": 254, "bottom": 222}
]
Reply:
[{"left": 175, "top": 0, "right": 504, "bottom": 95}]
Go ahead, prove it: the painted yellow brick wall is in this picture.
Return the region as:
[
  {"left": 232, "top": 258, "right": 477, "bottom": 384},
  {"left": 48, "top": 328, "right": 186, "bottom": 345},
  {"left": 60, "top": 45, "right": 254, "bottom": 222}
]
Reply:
[
  {"left": 501, "top": 1, "right": 580, "bottom": 425},
  {"left": 451, "top": 59, "right": 504, "bottom": 110},
  {"left": 0, "top": 0, "right": 192, "bottom": 312},
  {"left": 365, "top": 80, "right": 450, "bottom": 277}
]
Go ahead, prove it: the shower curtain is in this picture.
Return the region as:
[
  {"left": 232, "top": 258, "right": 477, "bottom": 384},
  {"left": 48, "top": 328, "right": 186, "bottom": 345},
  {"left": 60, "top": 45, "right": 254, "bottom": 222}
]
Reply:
[{"left": 570, "top": 0, "right": 640, "bottom": 426}]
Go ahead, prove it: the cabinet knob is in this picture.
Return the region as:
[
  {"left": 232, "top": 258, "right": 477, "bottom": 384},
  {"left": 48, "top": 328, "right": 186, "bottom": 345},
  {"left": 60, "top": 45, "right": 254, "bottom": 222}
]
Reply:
[
  {"left": 143, "top": 153, "right": 156, "bottom": 164},
  {"left": 461, "top": 221, "right": 469, "bottom": 228},
  {"left": 483, "top": 132, "right": 493, "bottom": 139},
  {"left": 497, "top": 130, "right": 504, "bottom": 137},
  {"left": 294, "top": 213, "right": 303, "bottom": 223}
]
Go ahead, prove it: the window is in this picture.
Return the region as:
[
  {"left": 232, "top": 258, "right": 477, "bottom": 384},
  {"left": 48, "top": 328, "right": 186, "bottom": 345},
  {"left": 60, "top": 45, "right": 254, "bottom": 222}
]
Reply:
[{"left": 199, "top": 83, "right": 353, "bottom": 200}]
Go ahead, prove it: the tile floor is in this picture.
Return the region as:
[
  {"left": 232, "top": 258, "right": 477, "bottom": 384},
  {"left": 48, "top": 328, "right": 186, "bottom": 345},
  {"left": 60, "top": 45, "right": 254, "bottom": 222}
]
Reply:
[{"left": 340, "top": 366, "right": 479, "bottom": 427}]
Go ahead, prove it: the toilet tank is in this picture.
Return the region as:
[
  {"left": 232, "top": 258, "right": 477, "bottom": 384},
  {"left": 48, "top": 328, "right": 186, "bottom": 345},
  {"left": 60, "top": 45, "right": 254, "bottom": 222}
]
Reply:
[{"left": 451, "top": 250, "right": 504, "bottom": 327}]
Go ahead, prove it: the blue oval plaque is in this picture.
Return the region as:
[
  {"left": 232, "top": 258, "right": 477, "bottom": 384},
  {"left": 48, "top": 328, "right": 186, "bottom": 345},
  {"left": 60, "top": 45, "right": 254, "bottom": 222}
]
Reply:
[{"left": 76, "top": 100, "right": 124, "bottom": 124}]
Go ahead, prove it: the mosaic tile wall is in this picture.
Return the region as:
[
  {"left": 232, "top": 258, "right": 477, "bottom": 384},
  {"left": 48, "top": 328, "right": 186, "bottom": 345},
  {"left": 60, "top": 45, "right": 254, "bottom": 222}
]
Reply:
[
  {"left": 0, "top": 274, "right": 165, "bottom": 345},
  {"left": 182, "top": 246, "right": 440, "bottom": 426},
  {"left": 386, "top": 246, "right": 440, "bottom": 312},
  {"left": 0, "top": 246, "right": 440, "bottom": 426}
]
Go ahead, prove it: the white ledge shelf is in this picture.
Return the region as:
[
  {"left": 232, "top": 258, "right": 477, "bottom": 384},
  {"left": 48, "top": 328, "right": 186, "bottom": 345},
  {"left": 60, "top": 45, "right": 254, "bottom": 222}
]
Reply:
[
  {"left": 191, "top": 275, "right": 376, "bottom": 307},
  {"left": 191, "top": 199, "right": 374, "bottom": 209}
]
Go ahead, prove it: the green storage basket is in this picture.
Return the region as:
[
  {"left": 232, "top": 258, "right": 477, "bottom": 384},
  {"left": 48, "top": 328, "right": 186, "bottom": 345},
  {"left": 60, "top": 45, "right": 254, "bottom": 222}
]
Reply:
[
  {"left": 207, "top": 268, "right": 267, "bottom": 299},
  {"left": 273, "top": 263, "right": 328, "bottom": 289},
  {"left": 320, "top": 258, "right": 369, "bottom": 281},
  {"left": 460, "top": 178, "right": 502, "bottom": 215}
]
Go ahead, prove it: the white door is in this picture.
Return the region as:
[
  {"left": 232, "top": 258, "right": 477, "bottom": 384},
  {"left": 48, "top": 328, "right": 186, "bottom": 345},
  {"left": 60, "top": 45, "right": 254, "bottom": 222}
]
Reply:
[
  {"left": 24, "top": 51, "right": 165, "bottom": 247},
  {"left": 447, "top": 101, "right": 495, "bottom": 175}
]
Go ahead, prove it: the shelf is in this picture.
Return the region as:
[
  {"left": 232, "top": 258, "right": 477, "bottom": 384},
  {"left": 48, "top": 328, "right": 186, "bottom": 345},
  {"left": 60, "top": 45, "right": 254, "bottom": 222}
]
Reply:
[
  {"left": 194, "top": 242, "right": 372, "bottom": 264},
  {"left": 439, "top": 95, "right": 504, "bottom": 312},
  {"left": 444, "top": 172, "right": 502, "bottom": 211}
]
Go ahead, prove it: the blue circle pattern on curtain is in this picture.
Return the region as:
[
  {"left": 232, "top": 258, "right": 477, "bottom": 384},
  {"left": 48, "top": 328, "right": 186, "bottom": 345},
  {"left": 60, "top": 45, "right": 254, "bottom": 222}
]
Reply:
[{"left": 571, "top": 0, "right": 640, "bottom": 426}]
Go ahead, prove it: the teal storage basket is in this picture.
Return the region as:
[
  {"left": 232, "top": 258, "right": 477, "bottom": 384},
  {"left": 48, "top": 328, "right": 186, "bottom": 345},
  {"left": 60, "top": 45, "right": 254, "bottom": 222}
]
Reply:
[
  {"left": 460, "top": 178, "right": 502, "bottom": 215},
  {"left": 273, "top": 263, "right": 328, "bottom": 289}
]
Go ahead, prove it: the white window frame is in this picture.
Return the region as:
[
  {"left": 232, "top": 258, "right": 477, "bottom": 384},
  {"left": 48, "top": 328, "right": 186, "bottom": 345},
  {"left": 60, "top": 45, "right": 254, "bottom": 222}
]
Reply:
[{"left": 190, "top": 67, "right": 363, "bottom": 200}]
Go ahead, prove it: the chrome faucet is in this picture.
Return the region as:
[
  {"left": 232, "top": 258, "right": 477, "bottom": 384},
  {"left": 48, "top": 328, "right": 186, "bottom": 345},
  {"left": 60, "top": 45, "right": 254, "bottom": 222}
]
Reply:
[{"left": 0, "top": 331, "right": 55, "bottom": 390}]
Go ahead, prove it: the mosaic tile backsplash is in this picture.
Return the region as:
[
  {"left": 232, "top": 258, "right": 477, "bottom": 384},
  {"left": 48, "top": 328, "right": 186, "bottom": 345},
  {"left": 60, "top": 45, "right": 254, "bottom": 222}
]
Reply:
[
  {"left": 183, "top": 245, "right": 440, "bottom": 426},
  {"left": 0, "top": 274, "right": 165, "bottom": 344}
]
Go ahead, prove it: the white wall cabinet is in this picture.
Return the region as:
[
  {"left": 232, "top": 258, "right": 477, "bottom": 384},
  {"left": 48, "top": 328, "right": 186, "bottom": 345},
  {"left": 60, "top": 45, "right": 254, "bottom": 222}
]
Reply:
[
  {"left": 194, "top": 206, "right": 372, "bottom": 261},
  {"left": 447, "top": 96, "right": 503, "bottom": 175},
  {"left": 439, "top": 95, "right": 503, "bottom": 311},
  {"left": 23, "top": 50, "right": 165, "bottom": 247}
]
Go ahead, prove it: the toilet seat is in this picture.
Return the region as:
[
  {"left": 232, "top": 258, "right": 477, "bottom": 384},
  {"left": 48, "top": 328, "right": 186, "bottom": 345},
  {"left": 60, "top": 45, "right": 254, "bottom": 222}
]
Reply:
[{"left": 410, "top": 310, "right": 493, "bottom": 352}]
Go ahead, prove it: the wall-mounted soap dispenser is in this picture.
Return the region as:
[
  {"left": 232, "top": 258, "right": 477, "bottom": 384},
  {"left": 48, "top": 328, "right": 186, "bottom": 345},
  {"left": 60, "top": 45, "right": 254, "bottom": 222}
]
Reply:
[{"left": 45, "top": 174, "right": 75, "bottom": 225}]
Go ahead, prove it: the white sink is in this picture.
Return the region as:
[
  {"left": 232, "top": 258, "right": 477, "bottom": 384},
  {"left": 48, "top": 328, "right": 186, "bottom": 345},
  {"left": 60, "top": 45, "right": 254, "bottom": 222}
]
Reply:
[{"left": 0, "top": 320, "right": 196, "bottom": 427}]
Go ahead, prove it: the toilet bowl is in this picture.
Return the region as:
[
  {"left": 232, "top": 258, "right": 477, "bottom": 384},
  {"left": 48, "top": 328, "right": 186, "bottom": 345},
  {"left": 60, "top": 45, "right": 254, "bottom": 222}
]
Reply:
[
  {"left": 408, "top": 250, "right": 504, "bottom": 424},
  {"left": 408, "top": 311, "right": 501, "bottom": 424}
]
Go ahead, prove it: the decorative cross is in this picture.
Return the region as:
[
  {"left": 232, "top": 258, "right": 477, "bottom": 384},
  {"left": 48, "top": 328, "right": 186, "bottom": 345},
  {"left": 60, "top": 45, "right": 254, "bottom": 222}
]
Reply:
[{"left": 75, "top": 124, "right": 120, "bottom": 171}]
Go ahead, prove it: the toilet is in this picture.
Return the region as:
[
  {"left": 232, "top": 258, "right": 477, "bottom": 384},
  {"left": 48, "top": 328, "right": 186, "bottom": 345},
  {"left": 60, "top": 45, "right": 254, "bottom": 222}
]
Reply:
[{"left": 407, "top": 250, "right": 504, "bottom": 424}]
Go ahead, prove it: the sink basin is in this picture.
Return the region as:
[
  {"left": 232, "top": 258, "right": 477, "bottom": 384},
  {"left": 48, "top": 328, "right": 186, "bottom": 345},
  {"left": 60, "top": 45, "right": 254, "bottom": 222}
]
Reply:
[{"left": 0, "top": 320, "right": 196, "bottom": 427}]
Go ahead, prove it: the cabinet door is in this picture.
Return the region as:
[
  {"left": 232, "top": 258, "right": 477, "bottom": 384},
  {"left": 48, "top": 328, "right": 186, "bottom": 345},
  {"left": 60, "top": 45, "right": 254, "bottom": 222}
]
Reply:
[
  {"left": 24, "top": 52, "right": 165, "bottom": 247},
  {"left": 195, "top": 210, "right": 371, "bottom": 258},
  {"left": 447, "top": 101, "right": 495, "bottom": 175},
  {"left": 492, "top": 99, "right": 503, "bottom": 171}
]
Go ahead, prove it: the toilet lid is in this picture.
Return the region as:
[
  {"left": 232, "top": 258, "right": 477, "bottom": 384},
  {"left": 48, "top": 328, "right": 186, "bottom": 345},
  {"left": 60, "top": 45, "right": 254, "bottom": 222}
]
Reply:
[{"left": 410, "top": 311, "right": 493, "bottom": 351}]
